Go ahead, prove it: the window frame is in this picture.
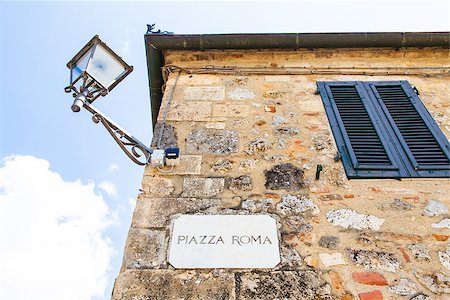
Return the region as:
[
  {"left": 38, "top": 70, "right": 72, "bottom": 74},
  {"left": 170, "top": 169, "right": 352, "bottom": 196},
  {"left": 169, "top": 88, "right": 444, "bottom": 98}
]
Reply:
[{"left": 317, "top": 80, "right": 450, "bottom": 179}]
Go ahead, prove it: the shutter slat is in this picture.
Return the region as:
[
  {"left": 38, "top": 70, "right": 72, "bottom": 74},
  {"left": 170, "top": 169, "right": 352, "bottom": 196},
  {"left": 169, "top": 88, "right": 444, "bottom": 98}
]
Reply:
[
  {"left": 330, "top": 85, "right": 392, "bottom": 166},
  {"left": 375, "top": 85, "right": 450, "bottom": 167}
]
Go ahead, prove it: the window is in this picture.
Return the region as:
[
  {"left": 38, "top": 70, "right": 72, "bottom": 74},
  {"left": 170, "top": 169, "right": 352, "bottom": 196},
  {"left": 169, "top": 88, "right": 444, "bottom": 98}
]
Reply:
[{"left": 317, "top": 81, "right": 450, "bottom": 179}]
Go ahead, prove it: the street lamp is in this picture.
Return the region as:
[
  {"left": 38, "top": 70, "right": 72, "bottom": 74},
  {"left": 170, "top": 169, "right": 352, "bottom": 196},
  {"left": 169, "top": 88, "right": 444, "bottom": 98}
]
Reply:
[{"left": 65, "top": 35, "right": 179, "bottom": 167}]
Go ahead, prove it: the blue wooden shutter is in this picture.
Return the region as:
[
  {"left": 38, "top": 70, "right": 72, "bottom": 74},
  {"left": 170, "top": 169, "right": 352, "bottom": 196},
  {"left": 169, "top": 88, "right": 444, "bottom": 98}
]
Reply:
[
  {"left": 317, "top": 82, "right": 402, "bottom": 178},
  {"left": 368, "top": 81, "right": 450, "bottom": 177}
]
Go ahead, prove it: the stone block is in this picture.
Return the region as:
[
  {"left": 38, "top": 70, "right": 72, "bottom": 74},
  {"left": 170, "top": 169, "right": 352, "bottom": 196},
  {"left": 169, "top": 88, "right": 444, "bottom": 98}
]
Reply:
[
  {"left": 144, "top": 155, "right": 202, "bottom": 175},
  {"left": 329, "top": 271, "right": 353, "bottom": 299},
  {"left": 123, "top": 228, "right": 167, "bottom": 269},
  {"left": 272, "top": 115, "right": 288, "bottom": 126},
  {"left": 276, "top": 194, "right": 319, "bottom": 216},
  {"left": 182, "top": 177, "right": 225, "bottom": 197},
  {"left": 410, "top": 293, "right": 430, "bottom": 300},
  {"left": 318, "top": 235, "right": 340, "bottom": 249},
  {"left": 407, "top": 244, "right": 431, "bottom": 261},
  {"left": 151, "top": 123, "right": 178, "bottom": 149},
  {"left": 358, "top": 290, "right": 383, "bottom": 300},
  {"left": 238, "top": 270, "right": 333, "bottom": 300},
  {"left": 347, "top": 249, "right": 401, "bottom": 272},
  {"left": 227, "top": 88, "right": 255, "bottom": 100},
  {"left": 318, "top": 252, "right": 347, "bottom": 267},
  {"left": 183, "top": 86, "right": 225, "bottom": 100},
  {"left": 377, "top": 199, "right": 414, "bottom": 211},
  {"left": 352, "top": 272, "right": 388, "bottom": 286},
  {"left": 265, "top": 163, "right": 306, "bottom": 192},
  {"left": 226, "top": 175, "right": 252, "bottom": 192},
  {"left": 423, "top": 200, "right": 448, "bottom": 217},
  {"left": 432, "top": 234, "right": 449, "bottom": 241},
  {"left": 239, "top": 159, "right": 259, "bottom": 171},
  {"left": 132, "top": 197, "right": 220, "bottom": 228},
  {"left": 388, "top": 278, "right": 418, "bottom": 296},
  {"left": 432, "top": 218, "right": 450, "bottom": 229},
  {"left": 241, "top": 199, "right": 274, "bottom": 213},
  {"left": 284, "top": 216, "right": 311, "bottom": 233},
  {"left": 326, "top": 209, "right": 384, "bottom": 231},
  {"left": 415, "top": 271, "right": 450, "bottom": 294},
  {"left": 273, "top": 127, "right": 300, "bottom": 136},
  {"left": 438, "top": 245, "right": 450, "bottom": 270},
  {"left": 246, "top": 139, "right": 274, "bottom": 155},
  {"left": 165, "top": 101, "right": 212, "bottom": 121},
  {"left": 279, "top": 244, "right": 303, "bottom": 268},
  {"left": 212, "top": 104, "right": 249, "bottom": 117},
  {"left": 112, "top": 269, "right": 235, "bottom": 300},
  {"left": 142, "top": 176, "right": 174, "bottom": 197},
  {"left": 186, "top": 129, "right": 239, "bottom": 155},
  {"left": 210, "top": 158, "right": 233, "bottom": 173}
]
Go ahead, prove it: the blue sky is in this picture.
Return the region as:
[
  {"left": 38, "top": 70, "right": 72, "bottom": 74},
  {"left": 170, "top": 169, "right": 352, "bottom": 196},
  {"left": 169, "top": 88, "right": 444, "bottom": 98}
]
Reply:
[{"left": 0, "top": 1, "right": 449, "bottom": 299}]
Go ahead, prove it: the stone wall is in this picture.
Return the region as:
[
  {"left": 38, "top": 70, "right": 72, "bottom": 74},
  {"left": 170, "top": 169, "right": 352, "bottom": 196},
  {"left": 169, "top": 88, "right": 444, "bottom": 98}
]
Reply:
[{"left": 112, "top": 48, "right": 450, "bottom": 300}]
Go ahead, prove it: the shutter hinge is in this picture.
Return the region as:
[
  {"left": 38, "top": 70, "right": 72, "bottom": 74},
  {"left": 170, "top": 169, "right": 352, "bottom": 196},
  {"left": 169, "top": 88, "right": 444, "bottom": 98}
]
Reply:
[{"left": 413, "top": 86, "right": 420, "bottom": 95}]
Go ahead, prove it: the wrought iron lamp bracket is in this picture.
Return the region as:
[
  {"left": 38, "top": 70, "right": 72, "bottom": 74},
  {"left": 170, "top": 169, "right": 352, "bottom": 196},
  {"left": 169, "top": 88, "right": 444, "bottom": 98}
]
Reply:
[{"left": 84, "top": 103, "right": 152, "bottom": 166}]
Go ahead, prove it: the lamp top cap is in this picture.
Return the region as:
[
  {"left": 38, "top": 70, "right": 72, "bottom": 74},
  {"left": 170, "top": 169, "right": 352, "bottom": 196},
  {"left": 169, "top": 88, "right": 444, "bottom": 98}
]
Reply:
[{"left": 66, "top": 35, "right": 133, "bottom": 72}]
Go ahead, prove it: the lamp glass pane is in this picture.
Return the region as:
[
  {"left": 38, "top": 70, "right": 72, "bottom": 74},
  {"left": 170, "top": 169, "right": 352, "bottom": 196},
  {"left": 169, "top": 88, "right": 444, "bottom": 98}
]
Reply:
[
  {"left": 71, "top": 50, "right": 91, "bottom": 83},
  {"left": 86, "top": 44, "right": 127, "bottom": 89}
]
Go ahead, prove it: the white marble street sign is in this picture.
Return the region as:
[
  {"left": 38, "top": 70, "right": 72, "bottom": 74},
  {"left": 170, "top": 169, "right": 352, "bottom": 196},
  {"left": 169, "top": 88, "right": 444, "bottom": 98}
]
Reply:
[{"left": 168, "top": 215, "right": 280, "bottom": 269}]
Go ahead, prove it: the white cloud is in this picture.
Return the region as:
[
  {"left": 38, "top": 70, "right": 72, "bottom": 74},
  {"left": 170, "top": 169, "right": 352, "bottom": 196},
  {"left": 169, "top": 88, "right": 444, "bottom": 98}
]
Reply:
[
  {"left": 108, "top": 163, "right": 119, "bottom": 173},
  {"left": 99, "top": 180, "right": 118, "bottom": 197},
  {"left": 0, "top": 155, "right": 115, "bottom": 300}
]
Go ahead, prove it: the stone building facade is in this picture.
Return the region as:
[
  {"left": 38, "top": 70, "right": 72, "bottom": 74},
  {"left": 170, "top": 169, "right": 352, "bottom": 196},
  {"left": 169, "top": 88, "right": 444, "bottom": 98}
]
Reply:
[{"left": 112, "top": 33, "right": 450, "bottom": 299}]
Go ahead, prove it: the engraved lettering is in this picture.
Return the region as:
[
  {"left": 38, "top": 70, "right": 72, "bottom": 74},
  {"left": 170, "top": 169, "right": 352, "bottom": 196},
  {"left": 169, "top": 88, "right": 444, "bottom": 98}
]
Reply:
[
  {"left": 263, "top": 236, "right": 272, "bottom": 244},
  {"left": 240, "top": 235, "right": 251, "bottom": 244},
  {"left": 177, "top": 235, "right": 186, "bottom": 244},
  {"left": 175, "top": 235, "right": 273, "bottom": 246},
  {"left": 251, "top": 236, "right": 262, "bottom": 244}
]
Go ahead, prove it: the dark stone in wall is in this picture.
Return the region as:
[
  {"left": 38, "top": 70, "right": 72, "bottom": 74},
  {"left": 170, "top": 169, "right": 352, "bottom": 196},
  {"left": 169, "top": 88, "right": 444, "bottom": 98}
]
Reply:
[
  {"left": 238, "top": 270, "right": 335, "bottom": 300},
  {"left": 264, "top": 163, "right": 306, "bottom": 191},
  {"left": 347, "top": 249, "right": 401, "bottom": 272},
  {"left": 186, "top": 129, "right": 239, "bottom": 155},
  {"left": 151, "top": 123, "right": 178, "bottom": 149},
  {"left": 112, "top": 269, "right": 235, "bottom": 300},
  {"left": 227, "top": 175, "right": 253, "bottom": 192},
  {"left": 318, "top": 236, "right": 340, "bottom": 249}
]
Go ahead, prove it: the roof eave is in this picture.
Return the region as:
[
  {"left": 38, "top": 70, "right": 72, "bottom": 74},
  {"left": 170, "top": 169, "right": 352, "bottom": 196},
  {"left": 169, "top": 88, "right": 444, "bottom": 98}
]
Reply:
[{"left": 145, "top": 32, "right": 450, "bottom": 128}]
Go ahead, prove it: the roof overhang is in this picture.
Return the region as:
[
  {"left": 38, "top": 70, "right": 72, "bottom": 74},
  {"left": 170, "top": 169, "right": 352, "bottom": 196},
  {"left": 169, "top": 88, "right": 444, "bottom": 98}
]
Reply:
[{"left": 144, "top": 32, "right": 450, "bottom": 127}]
